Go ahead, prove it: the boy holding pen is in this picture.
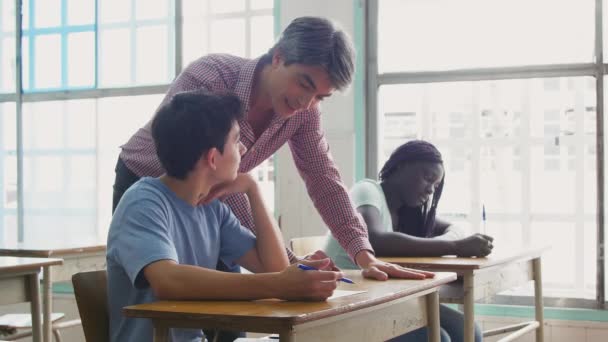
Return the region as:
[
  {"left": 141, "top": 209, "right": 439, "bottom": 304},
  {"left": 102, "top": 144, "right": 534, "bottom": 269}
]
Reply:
[{"left": 106, "top": 90, "right": 344, "bottom": 342}]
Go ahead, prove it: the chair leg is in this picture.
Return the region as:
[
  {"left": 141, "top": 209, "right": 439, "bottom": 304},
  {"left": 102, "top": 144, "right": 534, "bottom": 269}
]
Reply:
[{"left": 53, "top": 329, "right": 62, "bottom": 342}]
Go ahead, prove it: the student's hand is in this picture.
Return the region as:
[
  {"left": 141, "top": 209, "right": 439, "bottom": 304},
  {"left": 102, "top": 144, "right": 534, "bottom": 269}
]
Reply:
[
  {"left": 355, "top": 251, "right": 434, "bottom": 281},
  {"left": 300, "top": 250, "right": 340, "bottom": 271},
  {"left": 199, "top": 173, "right": 257, "bottom": 205},
  {"left": 276, "top": 259, "right": 343, "bottom": 301},
  {"left": 454, "top": 233, "right": 494, "bottom": 257}
]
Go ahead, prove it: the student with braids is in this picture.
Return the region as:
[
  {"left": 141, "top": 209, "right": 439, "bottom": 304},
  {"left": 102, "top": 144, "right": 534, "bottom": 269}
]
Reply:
[{"left": 324, "top": 140, "right": 492, "bottom": 342}]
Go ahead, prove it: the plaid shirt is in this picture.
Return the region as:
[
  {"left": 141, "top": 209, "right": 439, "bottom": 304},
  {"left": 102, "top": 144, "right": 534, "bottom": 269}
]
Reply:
[{"left": 119, "top": 54, "right": 372, "bottom": 263}]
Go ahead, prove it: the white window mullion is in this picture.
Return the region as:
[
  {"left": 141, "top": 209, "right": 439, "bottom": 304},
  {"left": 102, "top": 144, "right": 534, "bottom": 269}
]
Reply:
[
  {"left": 574, "top": 78, "right": 587, "bottom": 292},
  {"left": 521, "top": 81, "right": 532, "bottom": 245},
  {"left": 471, "top": 83, "right": 481, "bottom": 233},
  {"left": 130, "top": 0, "right": 137, "bottom": 84}
]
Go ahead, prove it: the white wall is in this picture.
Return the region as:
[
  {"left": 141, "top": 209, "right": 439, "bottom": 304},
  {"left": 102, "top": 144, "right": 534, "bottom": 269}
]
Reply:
[{"left": 275, "top": 0, "right": 361, "bottom": 244}]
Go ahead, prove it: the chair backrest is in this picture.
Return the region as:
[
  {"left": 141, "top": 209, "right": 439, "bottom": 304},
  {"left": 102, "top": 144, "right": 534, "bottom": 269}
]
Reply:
[
  {"left": 289, "top": 235, "right": 327, "bottom": 256},
  {"left": 72, "top": 270, "right": 108, "bottom": 342}
]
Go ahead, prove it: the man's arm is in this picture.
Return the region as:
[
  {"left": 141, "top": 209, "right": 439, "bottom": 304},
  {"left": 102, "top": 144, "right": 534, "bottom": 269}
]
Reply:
[{"left": 288, "top": 110, "right": 433, "bottom": 280}]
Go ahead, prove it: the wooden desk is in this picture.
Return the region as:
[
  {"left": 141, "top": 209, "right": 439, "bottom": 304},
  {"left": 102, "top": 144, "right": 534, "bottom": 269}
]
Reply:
[
  {"left": 124, "top": 271, "right": 457, "bottom": 342},
  {"left": 380, "top": 247, "right": 547, "bottom": 342},
  {"left": 0, "top": 239, "right": 106, "bottom": 342},
  {"left": 0, "top": 257, "right": 63, "bottom": 342}
]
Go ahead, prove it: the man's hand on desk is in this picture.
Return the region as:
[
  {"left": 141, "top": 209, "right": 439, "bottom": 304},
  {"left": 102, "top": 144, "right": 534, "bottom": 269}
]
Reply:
[{"left": 355, "top": 250, "right": 435, "bottom": 281}]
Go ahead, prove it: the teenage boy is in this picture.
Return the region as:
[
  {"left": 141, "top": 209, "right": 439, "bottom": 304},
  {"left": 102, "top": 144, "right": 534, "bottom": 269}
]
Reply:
[{"left": 107, "top": 90, "right": 343, "bottom": 342}]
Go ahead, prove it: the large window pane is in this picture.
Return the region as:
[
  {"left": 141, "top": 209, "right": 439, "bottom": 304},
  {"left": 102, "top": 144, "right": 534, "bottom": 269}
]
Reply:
[
  {"left": 378, "top": 0, "right": 594, "bottom": 72},
  {"left": 67, "top": 0, "right": 95, "bottom": 26},
  {"left": 250, "top": 15, "right": 273, "bottom": 57},
  {"left": 34, "top": 0, "right": 61, "bottom": 28},
  {"left": 210, "top": 0, "right": 246, "bottom": 14},
  {"left": 98, "top": 0, "right": 132, "bottom": 24},
  {"left": 136, "top": 26, "right": 169, "bottom": 84},
  {"left": 379, "top": 77, "right": 596, "bottom": 299},
  {"left": 99, "top": 28, "right": 132, "bottom": 86},
  {"left": 67, "top": 32, "right": 95, "bottom": 87},
  {"left": 33, "top": 34, "right": 61, "bottom": 89},
  {"left": 97, "top": 94, "right": 163, "bottom": 234},
  {"left": 211, "top": 19, "right": 246, "bottom": 56},
  {"left": 1, "top": 37, "right": 15, "bottom": 93},
  {"left": 135, "top": 0, "right": 170, "bottom": 21}
]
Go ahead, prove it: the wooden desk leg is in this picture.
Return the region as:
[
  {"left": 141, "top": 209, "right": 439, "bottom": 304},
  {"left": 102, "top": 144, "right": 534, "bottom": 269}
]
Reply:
[
  {"left": 153, "top": 322, "right": 169, "bottom": 342},
  {"left": 426, "top": 291, "right": 440, "bottom": 342},
  {"left": 28, "top": 273, "right": 42, "bottom": 342},
  {"left": 42, "top": 265, "right": 52, "bottom": 342},
  {"left": 463, "top": 274, "right": 475, "bottom": 342},
  {"left": 533, "top": 258, "right": 545, "bottom": 342}
]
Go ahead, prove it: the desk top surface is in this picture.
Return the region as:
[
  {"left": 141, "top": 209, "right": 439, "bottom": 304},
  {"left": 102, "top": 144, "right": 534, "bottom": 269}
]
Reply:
[
  {"left": 0, "top": 256, "right": 63, "bottom": 273},
  {"left": 379, "top": 246, "right": 548, "bottom": 270},
  {"left": 123, "top": 271, "right": 456, "bottom": 325},
  {"left": 0, "top": 238, "right": 106, "bottom": 257}
]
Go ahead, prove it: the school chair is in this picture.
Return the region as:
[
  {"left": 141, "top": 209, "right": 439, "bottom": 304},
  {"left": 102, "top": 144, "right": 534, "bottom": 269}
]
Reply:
[
  {"left": 0, "top": 312, "right": 80, "bottom": 342},
  {"left": 71, "top": 270, "right": 108, "bottom": 342},
  {"left": 289, "top": 235, "right": 327, "bottom": 256}
]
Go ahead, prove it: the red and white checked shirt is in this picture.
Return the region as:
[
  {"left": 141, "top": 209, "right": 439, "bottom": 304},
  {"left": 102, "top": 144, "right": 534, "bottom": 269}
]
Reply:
[{"left": 119, "top": 54, "right": 372, "bottom": 262}]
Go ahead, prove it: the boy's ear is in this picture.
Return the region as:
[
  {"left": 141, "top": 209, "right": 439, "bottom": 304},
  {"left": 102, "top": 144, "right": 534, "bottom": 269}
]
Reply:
[{"left": 206, "top": 148, "right": 219, "bottom": 171}]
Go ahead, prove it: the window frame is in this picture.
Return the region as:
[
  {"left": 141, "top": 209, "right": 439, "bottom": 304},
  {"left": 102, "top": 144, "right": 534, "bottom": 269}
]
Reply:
[
  {"left": 365, "top": 0, "right": 606, "bottom": 308},
  {"left": 0, "top": 0, "right": 277, "bottom": 244}
]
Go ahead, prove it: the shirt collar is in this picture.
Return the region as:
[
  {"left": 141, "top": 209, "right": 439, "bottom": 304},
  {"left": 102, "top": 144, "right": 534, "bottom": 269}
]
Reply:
[{"left": 234, "top": 56, "right": 263, "bottom": 116}]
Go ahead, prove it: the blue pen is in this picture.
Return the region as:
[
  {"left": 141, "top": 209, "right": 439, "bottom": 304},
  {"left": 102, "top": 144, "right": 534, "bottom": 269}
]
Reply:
[{"left": 297, "top": 264, "right": 355, "bottom": 284}]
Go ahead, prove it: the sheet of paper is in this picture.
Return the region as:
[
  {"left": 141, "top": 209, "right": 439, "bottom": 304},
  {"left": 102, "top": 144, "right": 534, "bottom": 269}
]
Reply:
[{"left": 328, "top": 289, "right": 366, "bottom": 300}]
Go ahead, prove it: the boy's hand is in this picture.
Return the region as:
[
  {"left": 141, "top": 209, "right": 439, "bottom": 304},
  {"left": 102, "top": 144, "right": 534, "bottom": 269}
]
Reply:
[
  {"left": 276, "top": 259, "right": 343, "bottom": 301},
  {"left": 199, "top": 173, "right": 256, "bottom": 205},
  {"left": 454, "top": 233, "right": 494, "bottom": 257},
  {"left": 299, "top": 250, "right": 340, "bottom": 271}
]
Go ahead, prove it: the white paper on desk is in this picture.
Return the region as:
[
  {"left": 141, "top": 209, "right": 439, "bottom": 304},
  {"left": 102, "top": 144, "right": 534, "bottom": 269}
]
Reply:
[{"left": 328, "top": 289, "right": 366, "bottom": 300}]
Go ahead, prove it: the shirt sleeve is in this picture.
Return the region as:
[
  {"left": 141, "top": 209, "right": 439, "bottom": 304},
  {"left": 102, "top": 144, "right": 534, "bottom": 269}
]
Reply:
[
  {"left": 288, "top": 109, "right": 374, "bottom": 262},
  {"left": 223, "top": 193, "right": 299, "bottom": 263},
  {"left": 216, "top": 201, "right": 257, "bottom": 266},
  {"left": 350, "top": 180, "right": 385, "bottom": 211},
  {"left": 109, "top": 197, "right": 178, "bottom": 289}
]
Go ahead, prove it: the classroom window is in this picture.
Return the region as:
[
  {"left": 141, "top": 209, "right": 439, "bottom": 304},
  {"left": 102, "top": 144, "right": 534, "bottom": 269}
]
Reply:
[
  {"left": 0, "top": 1, "right": 276, "bottom": 243},
  {"left": 98, "top": 0, "right": 175, "bottom": 87},
  {"left": 181, "top": 0, "right": 276, "bottom": 212},
  {"left": 369, "top": 0, "right": 603, "bottom": 304},
  {"left": 20, "top": 0, "right": 96, "bottom": 92}
]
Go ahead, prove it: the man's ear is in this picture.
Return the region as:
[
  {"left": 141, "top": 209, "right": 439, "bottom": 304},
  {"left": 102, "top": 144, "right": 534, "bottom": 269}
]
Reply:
[{"left": 271, "top": 49, "right": 283, "bottom": 67}]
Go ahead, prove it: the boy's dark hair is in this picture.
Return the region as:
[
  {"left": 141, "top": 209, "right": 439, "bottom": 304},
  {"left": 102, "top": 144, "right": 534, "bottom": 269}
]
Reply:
[
  {"left": 151, "top": 90, "right": 243, "bottom": 180},
  {"left": 379, "top": 140, "right": 445, "bottom": 237},
  {"left": 266, "top": 16, "right": 355, "bottom": 91}
]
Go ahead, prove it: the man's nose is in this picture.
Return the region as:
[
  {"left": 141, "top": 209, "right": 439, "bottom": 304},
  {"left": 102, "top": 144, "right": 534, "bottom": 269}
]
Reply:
[{"left": 239, "top": 142, "right": 247, "bottom": 156}]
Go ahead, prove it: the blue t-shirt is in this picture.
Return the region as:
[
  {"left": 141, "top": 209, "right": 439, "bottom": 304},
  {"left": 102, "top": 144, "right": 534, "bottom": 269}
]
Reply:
[{"left": 107, "top": 177, "right": 256, "bottom": 342}]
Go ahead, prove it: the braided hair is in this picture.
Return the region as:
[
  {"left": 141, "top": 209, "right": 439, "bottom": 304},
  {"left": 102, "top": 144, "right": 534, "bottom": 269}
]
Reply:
[{"left": 379, "top": 140, "right": 445, "bottom": 237}]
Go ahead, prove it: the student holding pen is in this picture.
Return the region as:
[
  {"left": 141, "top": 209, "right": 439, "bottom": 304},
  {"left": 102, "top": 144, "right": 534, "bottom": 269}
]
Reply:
[
  {"left": 107, "top": 91, "right": 346, "bottom": 342},
  {"left": 324, "top": 140, "right": 493, "bottom": 342}
]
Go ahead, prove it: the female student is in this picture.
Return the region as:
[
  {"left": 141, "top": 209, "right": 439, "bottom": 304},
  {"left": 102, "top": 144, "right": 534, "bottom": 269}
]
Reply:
[{"left": 325, "top": 140, "right": 492, "bottom": 342}]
